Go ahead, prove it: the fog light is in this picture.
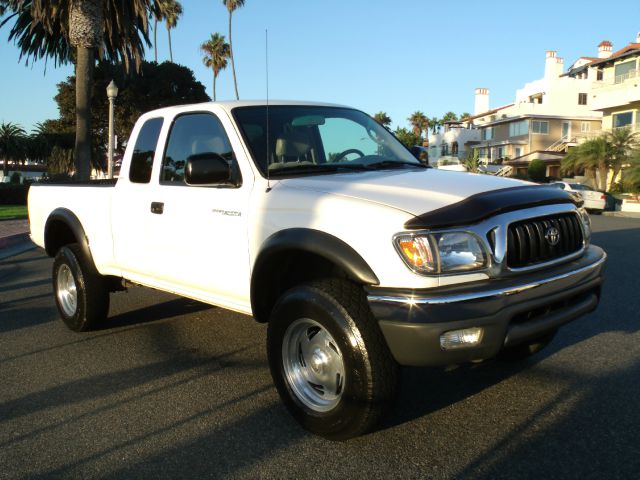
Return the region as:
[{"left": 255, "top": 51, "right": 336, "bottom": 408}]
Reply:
[{"left": 440, "top": 327, "right": 484, "bottom": 350}]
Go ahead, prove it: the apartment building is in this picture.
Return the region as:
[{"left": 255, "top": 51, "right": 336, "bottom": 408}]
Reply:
[
  {"left": 426, "top": 118, "right": 480, "bottom": 168},
  {"left": 567, "top": 34, "right": 640, "bottom": 132},
  {"left": 469, "top": 49, "right": 604, "bottom": 177}
]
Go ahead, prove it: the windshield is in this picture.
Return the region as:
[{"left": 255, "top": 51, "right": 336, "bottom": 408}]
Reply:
[{"left": 232, "top": 106, "right": 422, "bottom": 177}]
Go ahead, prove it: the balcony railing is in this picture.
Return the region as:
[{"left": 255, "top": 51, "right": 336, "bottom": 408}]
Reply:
[
  {"left": 615, "top": 69, "right": 639, "bottom": 84},
  {"left": 593, "top": 69, "right": 640, "bottom": 88}
]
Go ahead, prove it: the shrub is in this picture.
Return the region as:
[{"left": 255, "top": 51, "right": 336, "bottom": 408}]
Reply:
[
  {"left": 528, "top": 159, "right": 546, "bottom": 183},
  {"left": 0, "top": 184, "right": 29, "bottom": 205}
]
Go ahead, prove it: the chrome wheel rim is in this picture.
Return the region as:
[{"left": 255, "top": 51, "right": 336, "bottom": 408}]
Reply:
[
  {"left": 56, "top": 264, "right": 77, "bottom": 317},
  {"left": 282, "top": 318, "right": 345, "bottom": 412}
]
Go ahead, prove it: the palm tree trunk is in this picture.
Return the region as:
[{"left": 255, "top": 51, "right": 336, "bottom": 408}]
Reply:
[
  {"left": 598, "top": 162, "right": 608, "bottom": 191},
  {"left": 167, "top": 27, "right": 173, "bottom": 63},
  {"left": 154, "top": 18, "right": 158, "bottom": 63},
  {"left": 74, "top": 46, "right": 95, "bottom": 181},
  {"left": 229, "top": 10, "right": 239, "bottom": 100},
  {"left": 610, "top": 165, "right": 622, "bottom": 191},
  {"left": 213, "top": 71, "right": 217, "bottom": 101}
]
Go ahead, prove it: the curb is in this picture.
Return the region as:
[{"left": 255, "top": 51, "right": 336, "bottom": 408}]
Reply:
[
  {"left": 602, "top": 211, "right": 640, "bottom": 219},
  {"left": 0, "top": 233, "right": 30, "bottom": 250}
]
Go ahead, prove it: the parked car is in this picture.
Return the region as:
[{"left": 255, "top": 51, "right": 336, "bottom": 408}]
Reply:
[
  {"left": 29, "top": 101, "right": 606, "bottom": 440},
  {"left": 549, "top": 182, "right": 606, "bottom": 213}
]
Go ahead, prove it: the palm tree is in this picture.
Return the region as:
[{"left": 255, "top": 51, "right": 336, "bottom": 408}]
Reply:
[
  {"left": 373, "top": 112, "right": 392, "bottom": 129},
  {"left": 201, "top": 33, "right": 230, "bottom": 101},
  {"left": 428, "top": 116, "right": 440, "bottom": 133},
  {"left": 164, "top": 0, "right": 182, "bottom": 63},
  {"left": 2, "top": 0, "right": 153, "bottom": 180},
  {"left": 151, "top": 0, "right": 182, "bottom": 63},
  {"left": 441, "top": 111, "right": 458, "bottom": 123},
  {"left": 222, "top": 0, "right": 244, "bottom": 100},
  {"left": 459, "top": 112, "right": 472, "bottom": 121},
  {"left": 0, "top": 122, "right": 27, "bottom": 177},
  {"left": 607, "top": 127, "right": 638, "bottom": 190},
  {"left": 563, "top": 137, "right": 610, "bottom": 190},
  {"left": 408, "top": 111, "right": 428, "bottom": 137}
]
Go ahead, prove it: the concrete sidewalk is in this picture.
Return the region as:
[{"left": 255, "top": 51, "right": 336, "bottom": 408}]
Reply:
[{"left": 0, "top": 219, "right": 34, "bottom": 259}]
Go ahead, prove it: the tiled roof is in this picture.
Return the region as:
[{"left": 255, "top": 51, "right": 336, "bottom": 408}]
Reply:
[{"left": 589, "top": 43, "right": 640, "bottom": 66}]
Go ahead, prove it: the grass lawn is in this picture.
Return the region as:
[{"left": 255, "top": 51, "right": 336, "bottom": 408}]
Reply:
[{"left": 0, "top": 205, "right": 28, "bottom": 221}]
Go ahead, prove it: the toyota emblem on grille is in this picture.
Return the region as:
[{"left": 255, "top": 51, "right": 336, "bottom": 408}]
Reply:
[{"left": 545, "top": 226, "right": 560, "bottom": 246}]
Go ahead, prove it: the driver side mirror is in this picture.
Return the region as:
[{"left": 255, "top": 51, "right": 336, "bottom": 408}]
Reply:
[{"left": 185, "top": 153, "right": 238, "bottom": 186}]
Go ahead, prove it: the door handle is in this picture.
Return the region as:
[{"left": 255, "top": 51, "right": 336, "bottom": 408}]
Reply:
[{"left": 151, "top": 202, "right": 164, "bottom": 214}]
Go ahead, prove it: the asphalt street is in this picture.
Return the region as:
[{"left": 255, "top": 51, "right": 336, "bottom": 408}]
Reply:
[{"left": 1, "top": 215, "right": 639, "bottom": 479}]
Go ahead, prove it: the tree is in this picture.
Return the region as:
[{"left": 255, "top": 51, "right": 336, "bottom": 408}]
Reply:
[
  {"left": 164, "top": 0, "right": 182, "bottom": 63},
  {"left": 373, "top": 112, "right": 392, "bottom": 129},
  {"left": 528, "top": 159, "right": 546, "bottom": 182},
  {"left": 464, "top": 148, "right": 479, "bottom": 173},
  {"left": 47, "top": 61, "right": 209, "bottom": 154},
  {"left": 428, "top": 116, "right": 440, "bottom": 133},
  {"left": 201, "top": 33, "right": 230, "bottom": 101},
  {"left": 393, "top": 127, "right": 422, "bottom": 149},
  {"left": 459, "top": 112, "right": 471, "bottom": 121},
  {"left": 151, "top": 0, "right": 182, "bottom": 63},
  {"left": 0, "top": 122, "right": 27, "bottom": 176},
  {"left": 562, "top": 137, "right": 609, "bottom": 190},
  {"left": 607, "top": 127, "right": 638, "bottom": 191},
  {"left": 441, "top": 111, "right": 458, "bottom": 123},
  {"left": 2, "top": 0, "right": 154, "bottom": 180},
  {"left": 408, "top": 111, "right": 428, "bottom": 137},
  {"left": 222, "top": 0, "right": 244, "bottom": 100}
]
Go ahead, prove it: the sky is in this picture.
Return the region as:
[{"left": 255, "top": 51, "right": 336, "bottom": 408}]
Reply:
[{"left": 1, "top": 0, "right": 640, "bottom": 133}]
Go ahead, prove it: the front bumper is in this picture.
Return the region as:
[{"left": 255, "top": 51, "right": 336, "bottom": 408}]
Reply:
[{"left": 367, "top": 245, "right": 606, "bottom": 367}]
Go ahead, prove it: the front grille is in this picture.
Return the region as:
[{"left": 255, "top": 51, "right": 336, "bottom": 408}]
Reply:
[{"left": 507, "top": 212, "right": 584, "bottom": 268}]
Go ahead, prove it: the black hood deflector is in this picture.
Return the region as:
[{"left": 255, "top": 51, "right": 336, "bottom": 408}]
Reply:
[{"left": 404, "top": 185, "right": 581, "bottom": 230}]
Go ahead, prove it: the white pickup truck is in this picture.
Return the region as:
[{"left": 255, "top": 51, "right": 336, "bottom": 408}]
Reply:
[{"left": 29, "top": 101, "right": 606, "bottom": 440}]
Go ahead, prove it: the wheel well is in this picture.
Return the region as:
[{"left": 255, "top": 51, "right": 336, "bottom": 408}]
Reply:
[
  {"left": 251, "top": 250, "right": 354, "bottom": 323},
  {"left": 45, "top": 220, "right": 78, "bottom": 257}
]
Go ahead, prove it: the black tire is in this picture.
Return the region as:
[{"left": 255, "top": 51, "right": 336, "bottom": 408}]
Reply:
[
  {"left": 498, "top": 329, "right": 557, "bottom": 362},
  {"left": 267, "top": 279, "right": 398, "bottom": 440},
  {"left": 52, "top": 244, "right": 110, "bottom": 332}
]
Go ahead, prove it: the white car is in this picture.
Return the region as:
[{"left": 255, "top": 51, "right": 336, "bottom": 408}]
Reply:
[{"left": 550, "top": 182, "right": 606, "bottom": 213}]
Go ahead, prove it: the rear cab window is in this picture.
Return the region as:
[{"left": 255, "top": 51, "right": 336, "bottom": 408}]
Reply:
[{"left": 129, "top": 118, "right": 164, "bottom": 184}]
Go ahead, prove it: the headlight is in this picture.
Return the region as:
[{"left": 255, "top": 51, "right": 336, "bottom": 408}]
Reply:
[
  {"left": 395, "top": 232, "right": 488, "bottom": 274},
  {"left": 578, "top": 207, "right": 591, "bottom": 244}
]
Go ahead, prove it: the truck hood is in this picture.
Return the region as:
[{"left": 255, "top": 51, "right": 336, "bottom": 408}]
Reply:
[{"left": 277, "top": 168, "right": 528, "bottom": 216}]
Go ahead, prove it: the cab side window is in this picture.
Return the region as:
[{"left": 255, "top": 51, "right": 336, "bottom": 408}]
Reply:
[
  {"left": 161, "top": 113, "right": 234, "bottom": 184},
  {"left": 129, "top": 117, "right": 163, "bottom": 184}
]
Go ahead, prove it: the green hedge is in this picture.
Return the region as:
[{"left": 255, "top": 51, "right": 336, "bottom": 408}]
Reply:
[{"left": 0, "top": 184, "right": 29, "bottom": 205}]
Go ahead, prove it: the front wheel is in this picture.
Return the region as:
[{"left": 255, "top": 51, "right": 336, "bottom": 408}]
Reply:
[
  {"left": 267, "top": 279, "right": 398, "bottom": 440},
  {"left": 52, "top": 244, "right": 110, "bottom": 332}
]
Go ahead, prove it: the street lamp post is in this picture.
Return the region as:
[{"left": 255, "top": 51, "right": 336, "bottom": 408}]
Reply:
[{"left": 106, "top": 80, "right": 119, "bottom": 179}]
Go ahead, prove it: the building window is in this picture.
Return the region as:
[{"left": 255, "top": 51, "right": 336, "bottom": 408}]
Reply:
[
  {"left": 451, "top": 141, "right": 459, "bottom": 156},
  {"left": 581, "top": 122, "right": 591, "bottom": 133},
  {"left": 481, "top": 127, "right": 493, "bottom": 141},
  {"left": 596, "top": 69, "right": 604, "bottom": 81},
  {"left": 613, "top": 112, "right": 633, "bottom": 128},
  {"left": 515, "top": 147, "right": 522, "bottom": 158},
  {"left": 509, "top": 120, "right": 529, "bottom": 137},
  {"left": 441, "top": 143, "right": 449, "bottom": 156},
  {"left": 531, "top": 120, "right": 549, "bottom": 134},
  {"left": 614, "top": 60, "right": 637, "bottom": 83},
  {"left": 578, "top": 93, "right": 588, "bottom": 105},
  {"left": 497, "top": 147, "right": 504, "bottom": 159}
]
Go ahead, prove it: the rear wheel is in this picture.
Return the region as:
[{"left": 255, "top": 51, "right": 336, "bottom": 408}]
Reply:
[
  {"left": 52, "top": 244, "right": 110, "bottom": 332},
  {"left": 267, "top": 279, "right": 398, "bottom": 440}
]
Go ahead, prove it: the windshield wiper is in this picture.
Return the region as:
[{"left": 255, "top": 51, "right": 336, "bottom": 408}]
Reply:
[
  {"left": 267, "top": 163, "right": 367, "bottom": 177},
  {"left": 363, "top": 160, "right": 429, "bottom": 170}
]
